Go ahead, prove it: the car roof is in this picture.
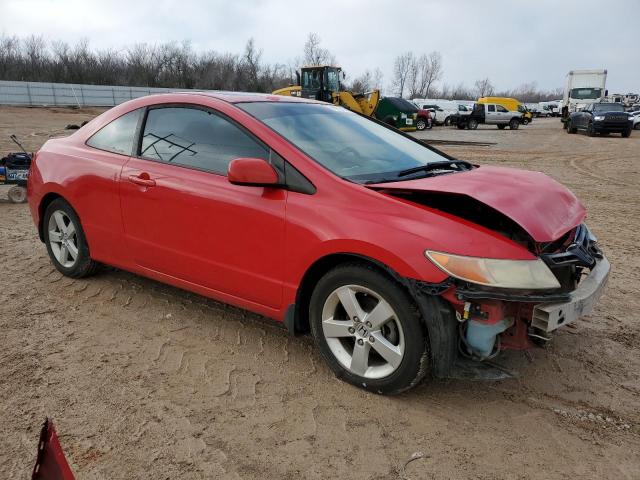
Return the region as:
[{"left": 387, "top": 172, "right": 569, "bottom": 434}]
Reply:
[{"left": 168, "top": 90, "right": 318, "bottom": 104}]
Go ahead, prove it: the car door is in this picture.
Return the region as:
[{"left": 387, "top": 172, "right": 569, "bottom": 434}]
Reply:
[
  {"left": 119, "top": 104, "right": 286, "bottom": 309},
  {"left": 486, "top": 104, "right": 499, "bottom": 124},
  {"left": 496, "top": 104, "right": 510, "bottom": 123}
]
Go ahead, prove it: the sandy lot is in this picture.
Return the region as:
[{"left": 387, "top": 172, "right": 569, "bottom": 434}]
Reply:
[{"left": 1, "top": 107, "right": 639, "bottom": 479}]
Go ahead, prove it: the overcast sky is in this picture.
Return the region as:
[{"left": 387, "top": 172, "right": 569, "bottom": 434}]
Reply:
[{"left": 1, "top": 0, "right": 638, "bottom": 93}]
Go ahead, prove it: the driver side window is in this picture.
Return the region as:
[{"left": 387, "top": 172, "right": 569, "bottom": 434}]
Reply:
[{"left": 140, "top": 106, "right": 269, "bottom": 176}]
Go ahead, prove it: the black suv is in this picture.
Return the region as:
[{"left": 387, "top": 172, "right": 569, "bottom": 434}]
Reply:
[{"left": 567, "top": 102, "right": 633, "bottom": 137}]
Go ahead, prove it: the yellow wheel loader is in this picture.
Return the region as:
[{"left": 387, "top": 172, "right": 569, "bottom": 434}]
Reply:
[{"left": 272, "top": 65, "right": 380, "bottom": 117}]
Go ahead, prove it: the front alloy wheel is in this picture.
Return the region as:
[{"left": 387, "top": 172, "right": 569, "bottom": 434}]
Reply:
[
  {"left": 321, "top": 284, "right": 405, "bottom": 379},
  {"left": 310, "top": 263, "right": 430, "bottom": 394}
]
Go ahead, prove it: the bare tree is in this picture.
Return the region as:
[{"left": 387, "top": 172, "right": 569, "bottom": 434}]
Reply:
[
  {"left": 302, "top": 33, "right": 335, "bottom": 66},
  {"left": 350, "top": 70, "right": 372, "bottom": 93},
  {"left": 392, "top": 52, "right": 413, "bottom": 97},
  {"left": 474, "top": 77, "right": 494, "bottom": 98},
  {"left": 242, "top": 38, "right": 262, "bottom": 91},
  {"left": 405, "top": 51, "right": 443, "bottom": 99},
  {"left": 423, "top": 51, "right": 442, "bottom": 98},
  {"left": 371, "top": 68, "right": 383, "bottom": 91}
]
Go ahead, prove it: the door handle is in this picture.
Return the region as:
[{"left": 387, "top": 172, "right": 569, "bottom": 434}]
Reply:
[{"left": 128, "top": 174, "right": 156, "bottom": 187}]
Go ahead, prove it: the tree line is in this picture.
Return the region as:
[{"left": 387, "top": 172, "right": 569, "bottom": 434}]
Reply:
[{"left": 0, "top": 33, "right": 562, "bottom": 102}]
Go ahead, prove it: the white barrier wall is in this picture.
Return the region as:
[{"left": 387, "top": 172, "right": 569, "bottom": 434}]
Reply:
[{"left": 0, "top": 80, "right": 198, "bottom": 106}]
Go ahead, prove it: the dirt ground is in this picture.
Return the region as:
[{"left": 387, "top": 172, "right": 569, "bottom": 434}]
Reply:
[{"left": 1, "top": 106, "right": 639, "bottom": 479}]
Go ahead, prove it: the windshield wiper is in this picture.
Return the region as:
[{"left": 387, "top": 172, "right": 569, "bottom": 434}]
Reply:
[{"left": 397, "top": 160, "right": 473, "bottom": 177}]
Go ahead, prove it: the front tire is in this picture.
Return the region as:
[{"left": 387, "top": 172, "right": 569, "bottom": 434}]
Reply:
[
  {"left": 444, "top": 116, "right": 451, "bottom": 126},
  {"left": 622, "top": 128, "right": 632, "bottom": 138},
  {"left": 497, "top": 124, "right": 506, "bottom": 130},
  {"left": 309, "top": 263, "right": 429, "bottom": 394},
  {"left": 587, "top": 122, "right": 595, "bottom": 137},
  {"left": 43, "top": 198, "right": 98, "bottom": 278}
]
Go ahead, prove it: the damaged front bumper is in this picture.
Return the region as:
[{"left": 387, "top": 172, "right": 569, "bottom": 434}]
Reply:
[{"left": 532, "top": 255, "right": 610, "bottom": 332}]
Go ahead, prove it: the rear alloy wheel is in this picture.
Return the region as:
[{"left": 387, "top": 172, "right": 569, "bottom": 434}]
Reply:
[
  {"left": 468, "top": 119, "right": 478, "bottom": 130},
  {"left": 416, "top": 118, "right": 427, "bottom": 131},
  {"left": 44, "top": 198, "right": 98, "bottom": 278},
  {"left": 509, "top": 118, "right": 520, "bottom": 130},
  {"left": 310, "top": 264, "right": 429, "bottom": 394}
]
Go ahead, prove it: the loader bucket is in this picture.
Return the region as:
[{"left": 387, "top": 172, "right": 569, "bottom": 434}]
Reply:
[{"left": 32, "top": 418, "right": 75, "bottom": 480}]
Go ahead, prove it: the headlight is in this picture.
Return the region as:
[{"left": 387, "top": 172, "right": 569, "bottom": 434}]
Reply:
[
  {"left": 594, "top": 115, "right": 605, "bottom": 121},
  {"left": 425, "top": 251, "right": 561, "bottom": 289}
]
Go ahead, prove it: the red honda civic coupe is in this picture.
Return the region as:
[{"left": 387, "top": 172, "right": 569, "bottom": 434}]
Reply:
[{"left": 28, "top": 92, "right": 610, "bottom": 394}]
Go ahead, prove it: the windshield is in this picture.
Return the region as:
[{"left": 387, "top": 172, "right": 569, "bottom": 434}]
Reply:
[
  {"left": 238, "top": 102, "right": 449, "bottom": 183},
  {"left": 570, "top": 88, "right": 602, "bottom": 100},
  {"left": 593, "top": 103, "right": 625, "bottom": 112}
]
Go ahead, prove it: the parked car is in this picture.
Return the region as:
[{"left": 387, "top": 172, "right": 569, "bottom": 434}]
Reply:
[
  {"left": 629, "top": 110, "right": 640, "bottom": 129},
  {"left": 28, "top": 92, "right": 609, "bottom": 394},
  {"left": 374, "top": 96, "right": 418, "bottom": 131},
  {"left": 451, "top": 102, "right": 523, "bottom": 130},
  {"left": 412, "top": 99, "right": 458, "bottom": 126},
  {"left": 478, "top": 97, "right": 533, "bottom": 124},
  {"left": 566, "top": 102, "right": 633, "bottom": 137},
  {"left": 416, "top": 109, "right": 432, "bottom": 130}
]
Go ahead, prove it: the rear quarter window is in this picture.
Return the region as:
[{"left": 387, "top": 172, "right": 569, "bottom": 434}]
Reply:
[{"left": 86, "top": 109, "right": 143, "bottom": 156}]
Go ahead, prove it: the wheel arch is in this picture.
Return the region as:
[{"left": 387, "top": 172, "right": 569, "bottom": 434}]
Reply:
[
  {"left": 288, "top": 253, "right": 408, "bottom": 335},
  {"left": 37, "top": 192, "right": 66, "bottom": 242},
  {"left": 287, "top": 252, "right": 458, "bottom": 378}
]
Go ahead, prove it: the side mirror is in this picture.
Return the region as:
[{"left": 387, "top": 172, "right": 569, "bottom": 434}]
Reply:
[{"left": 228, "top": 158, "right": 280, "bottom": 187}]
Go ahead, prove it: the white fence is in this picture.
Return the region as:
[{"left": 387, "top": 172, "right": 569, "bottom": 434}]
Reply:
[{"left": 0, "top": 80, "right": 196, "bottom": 107}]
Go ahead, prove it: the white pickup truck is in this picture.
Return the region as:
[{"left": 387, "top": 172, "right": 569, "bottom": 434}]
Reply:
[{"left": 450, "top": 103, "right": 524, "bottom": 130}]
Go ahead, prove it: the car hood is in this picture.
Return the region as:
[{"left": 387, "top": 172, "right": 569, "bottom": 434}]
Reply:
[{"left": 367, "top": 165, "right": 586, "bottom": 243}]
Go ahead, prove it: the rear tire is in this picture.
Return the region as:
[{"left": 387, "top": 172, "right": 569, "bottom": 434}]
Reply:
[
  {"left": 509, "top": 118, "right": 520, "bottom": 130},
  {"left": 468, "top": 119, "right": 478, "bottom": 130},
  {"left": 309, "top": 263, "right": 430, "bottom": 395},
  {"left": 7, "top": 186, "right": 27, "bottom": 203},
  {"left": 43, "top": 198, "right": 99, "bottom": 278}
]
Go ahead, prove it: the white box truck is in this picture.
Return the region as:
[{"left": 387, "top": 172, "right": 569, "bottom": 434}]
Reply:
[{"left": 561, "top": 70, "right": 607, "bottom": 125}]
